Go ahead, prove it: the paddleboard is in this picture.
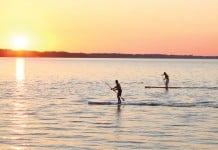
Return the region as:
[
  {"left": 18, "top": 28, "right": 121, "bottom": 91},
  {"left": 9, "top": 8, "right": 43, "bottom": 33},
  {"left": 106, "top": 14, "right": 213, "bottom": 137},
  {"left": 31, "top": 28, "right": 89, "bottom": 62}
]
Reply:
[
  {"left": 88, "top": 101, "right": 218, "bottom": 108},
  {"left": 145, "top": 86, "right": 183, "bottom": 89},
  {"left": 145, "top": 86, "right": 218, "bottom": 89},
  {"left": 88, "top": 101, "right": 161, "bottom": 106},
  {"left": 88, "top": 101, "right": 119, "bottom": 105}
]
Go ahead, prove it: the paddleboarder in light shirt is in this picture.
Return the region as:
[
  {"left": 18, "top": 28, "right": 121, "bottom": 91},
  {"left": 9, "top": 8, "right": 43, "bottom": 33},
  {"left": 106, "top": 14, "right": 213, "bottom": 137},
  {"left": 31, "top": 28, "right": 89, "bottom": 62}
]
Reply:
[
  {"left": 162, "top": 72, "right": 169, "bottom": 89},
  {"left": 111, "top": 80, "right": 122, "bottom": 104}
]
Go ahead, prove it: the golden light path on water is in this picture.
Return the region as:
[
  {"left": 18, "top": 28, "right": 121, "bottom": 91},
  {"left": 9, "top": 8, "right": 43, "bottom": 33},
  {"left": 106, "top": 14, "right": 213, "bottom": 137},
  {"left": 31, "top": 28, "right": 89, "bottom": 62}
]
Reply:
[
  {"left": 16, "top": 58, "right": 25, "bottom": 82},
  {"left": 12, "top": 58, "right": 27, "bottom": 150}
]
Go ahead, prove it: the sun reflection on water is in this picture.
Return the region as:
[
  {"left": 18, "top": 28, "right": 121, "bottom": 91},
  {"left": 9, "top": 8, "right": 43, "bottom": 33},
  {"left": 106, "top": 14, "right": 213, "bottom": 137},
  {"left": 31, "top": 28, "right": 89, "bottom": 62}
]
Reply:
[
  {"left": 12, "top": 58, "right": 27, "bottom": 150},
  {"left": 16, "top": 58, "right": 25, "bottom": 82},
  {"left": 9, "top": 100, "right": 28, "bottom": 150}
]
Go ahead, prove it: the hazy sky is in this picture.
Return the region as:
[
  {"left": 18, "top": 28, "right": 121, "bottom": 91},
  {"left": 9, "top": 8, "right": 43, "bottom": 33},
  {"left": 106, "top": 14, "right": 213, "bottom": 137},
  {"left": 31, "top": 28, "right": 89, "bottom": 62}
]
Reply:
[{"left": 0, "top": 0, "right": 218, "bottom": 55}]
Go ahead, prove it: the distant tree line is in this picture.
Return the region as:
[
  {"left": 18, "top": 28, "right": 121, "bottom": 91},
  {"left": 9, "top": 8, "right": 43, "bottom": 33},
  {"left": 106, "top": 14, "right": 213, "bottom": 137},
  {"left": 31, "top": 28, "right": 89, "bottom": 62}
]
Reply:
[{"left": 0, "top": 49, "right": 217, "bottom": 59}]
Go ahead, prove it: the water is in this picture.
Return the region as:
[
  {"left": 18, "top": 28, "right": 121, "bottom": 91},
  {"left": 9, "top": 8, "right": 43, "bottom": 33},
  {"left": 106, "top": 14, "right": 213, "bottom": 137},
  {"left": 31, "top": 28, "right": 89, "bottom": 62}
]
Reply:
[{"left": 0, "top": 58, "right": 217, "bottom": 149}]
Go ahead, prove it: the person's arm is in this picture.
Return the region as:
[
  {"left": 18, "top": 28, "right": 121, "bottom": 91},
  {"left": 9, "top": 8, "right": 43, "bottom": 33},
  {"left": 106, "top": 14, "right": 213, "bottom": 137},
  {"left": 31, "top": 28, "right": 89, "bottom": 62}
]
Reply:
[
  {"left": 162, "top": 74, "right": 166, "bottom": 80},
  {"left": 111, "top": 86, "right": 117, "bottom": 91}
]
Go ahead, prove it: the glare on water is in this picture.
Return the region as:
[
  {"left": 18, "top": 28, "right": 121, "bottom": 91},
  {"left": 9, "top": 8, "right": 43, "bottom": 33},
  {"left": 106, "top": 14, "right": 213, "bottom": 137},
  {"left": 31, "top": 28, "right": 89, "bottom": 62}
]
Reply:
[{"left": 16, "top": 58, "right": 25, "bottom": 82}]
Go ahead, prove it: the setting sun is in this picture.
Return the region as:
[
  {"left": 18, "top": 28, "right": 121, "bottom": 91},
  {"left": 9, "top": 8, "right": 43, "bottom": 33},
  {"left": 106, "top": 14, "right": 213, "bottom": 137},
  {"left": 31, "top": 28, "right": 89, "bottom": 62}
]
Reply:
[{"left": 11, "top": 36, "right": 28, "bottom": 50}]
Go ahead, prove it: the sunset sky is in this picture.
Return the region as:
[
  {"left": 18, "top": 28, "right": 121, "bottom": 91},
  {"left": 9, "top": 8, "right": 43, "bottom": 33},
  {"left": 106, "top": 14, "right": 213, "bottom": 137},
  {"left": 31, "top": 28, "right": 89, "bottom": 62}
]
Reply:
[{"left": 0, "top": 0, "right": 218, "bottom": 56}]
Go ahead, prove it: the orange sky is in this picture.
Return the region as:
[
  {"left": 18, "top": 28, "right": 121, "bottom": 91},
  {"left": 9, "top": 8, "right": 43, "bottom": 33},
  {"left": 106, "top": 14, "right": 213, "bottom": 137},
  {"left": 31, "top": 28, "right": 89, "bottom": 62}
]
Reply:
[{"left": 0, "top": 0, "right": 218, "bottom": 56}]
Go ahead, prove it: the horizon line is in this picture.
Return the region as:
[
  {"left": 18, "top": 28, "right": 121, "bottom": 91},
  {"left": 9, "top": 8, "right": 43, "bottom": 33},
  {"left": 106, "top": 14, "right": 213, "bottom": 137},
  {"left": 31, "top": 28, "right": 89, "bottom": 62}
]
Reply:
[{"left": 0, "top": 48, "right": 218, "bottom": 58}]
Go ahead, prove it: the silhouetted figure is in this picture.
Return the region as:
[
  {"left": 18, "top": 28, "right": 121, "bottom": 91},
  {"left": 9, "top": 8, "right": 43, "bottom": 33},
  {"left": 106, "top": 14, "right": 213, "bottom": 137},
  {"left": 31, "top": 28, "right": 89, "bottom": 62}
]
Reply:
[
  {"left": 111, "top": 80, "right": 122, "bottom": 104},
  {"left": 162, "top": 72, "right": 169, "bottom": 89}
]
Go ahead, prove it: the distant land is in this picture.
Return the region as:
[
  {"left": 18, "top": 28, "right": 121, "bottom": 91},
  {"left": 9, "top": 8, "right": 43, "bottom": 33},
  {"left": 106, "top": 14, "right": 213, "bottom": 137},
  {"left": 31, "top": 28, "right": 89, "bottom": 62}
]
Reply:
[{"left": 0, "top": 49, "right": 217, "bottom": 59}]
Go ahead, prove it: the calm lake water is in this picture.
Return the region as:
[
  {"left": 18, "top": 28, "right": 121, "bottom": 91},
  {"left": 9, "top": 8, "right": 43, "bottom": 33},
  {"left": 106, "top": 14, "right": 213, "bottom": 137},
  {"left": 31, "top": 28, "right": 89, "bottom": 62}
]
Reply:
[{"left": 0, "top": 58, "right": 217, "bottom": 150}]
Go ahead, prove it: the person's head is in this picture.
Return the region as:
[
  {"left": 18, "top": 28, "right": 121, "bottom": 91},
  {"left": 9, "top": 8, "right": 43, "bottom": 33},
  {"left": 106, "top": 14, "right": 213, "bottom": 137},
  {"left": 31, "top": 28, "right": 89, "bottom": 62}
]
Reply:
[
  {"left": 163, "top": 72, "right": 166, "bottom": 75},
  {"left": 115, "top": 80, "right": 118, "bottom": 84}
]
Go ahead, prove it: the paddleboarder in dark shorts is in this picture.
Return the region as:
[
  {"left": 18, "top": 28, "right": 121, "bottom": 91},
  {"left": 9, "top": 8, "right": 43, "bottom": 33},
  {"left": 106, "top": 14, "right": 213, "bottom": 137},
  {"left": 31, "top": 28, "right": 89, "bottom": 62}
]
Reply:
[
  {"left": 162, "top": 72, "right": 169, "bottom": 89},
  {"left": 111, "top": 80, "right": 122, "bottom": 104}
]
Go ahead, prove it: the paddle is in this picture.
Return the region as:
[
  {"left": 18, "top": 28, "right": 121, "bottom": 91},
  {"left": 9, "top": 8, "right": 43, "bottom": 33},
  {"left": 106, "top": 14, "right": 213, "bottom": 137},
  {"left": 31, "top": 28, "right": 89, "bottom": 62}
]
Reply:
[{"left": 105, "top": 82, "right": 125, "bottom": 101}]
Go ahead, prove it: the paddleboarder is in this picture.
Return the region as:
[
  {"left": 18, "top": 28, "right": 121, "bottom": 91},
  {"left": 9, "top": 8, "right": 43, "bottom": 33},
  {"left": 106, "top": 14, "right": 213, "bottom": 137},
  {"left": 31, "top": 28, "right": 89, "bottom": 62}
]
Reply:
[
  {"left": 162, "top": 72, "right": 169, "bottom": 89},
  {"left": 111, "top": 80, "right": 122, "bottom": 104}
]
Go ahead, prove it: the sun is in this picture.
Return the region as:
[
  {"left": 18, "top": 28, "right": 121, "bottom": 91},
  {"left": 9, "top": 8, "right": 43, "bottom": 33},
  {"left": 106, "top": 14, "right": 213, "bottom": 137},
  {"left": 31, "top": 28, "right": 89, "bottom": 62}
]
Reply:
[{"left": 11, "top": 36, "right": 28, "bottom": 50}]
